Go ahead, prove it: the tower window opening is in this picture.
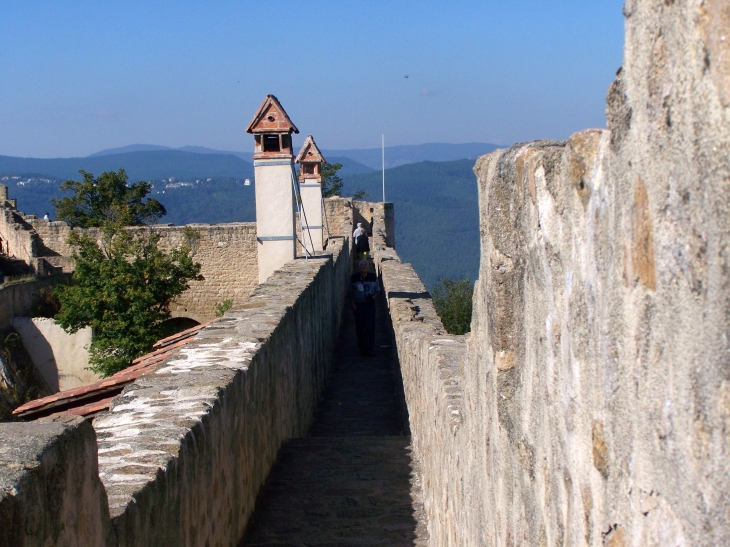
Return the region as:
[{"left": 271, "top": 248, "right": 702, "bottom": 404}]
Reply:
[
  {"left": 302, "top": 164, "right": 315, "bottom": 174},
  {"left": 281, "top": 134, "right": 291, "bottom": 150},
  {"left": 263, "top": 135, "right": 281, "bottom": 152}
]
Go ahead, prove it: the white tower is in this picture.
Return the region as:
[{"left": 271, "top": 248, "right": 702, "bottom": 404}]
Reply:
[
  {"left": 246, "top": 95, "right": 299, "bottom": 283},
  {"left": 295, "top": 135, "right": 326, "bottom": 253}
]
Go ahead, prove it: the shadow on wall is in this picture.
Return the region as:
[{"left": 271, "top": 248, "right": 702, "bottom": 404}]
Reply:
[
  {"left": 10, "top": 317, "right": 97, "bottom": 393},
  {"left": 10, "top": 318, "right": 58, "bottom": 392}
]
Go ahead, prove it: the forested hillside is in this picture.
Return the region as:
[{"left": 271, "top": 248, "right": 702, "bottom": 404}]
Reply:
[
  {"left": 341, "top": 159, "right": 479, "bottom": 287},
  {"left": 0, "top": 150, "right": 254, "bottom": 182},
  {"left": 4, "top": 158, "right": 481, "bottom": 288}
]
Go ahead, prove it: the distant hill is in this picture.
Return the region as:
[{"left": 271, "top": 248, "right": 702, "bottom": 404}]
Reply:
[
  {"left": 4, "top": 154, "right": 484, "bottom": 288},
  {"left": 341, "top": 159, "right": 480, "bottom": 288},
  {"left": 87, "top": 144, "right": 172, "bottom": 156},
  {"left": 0, "top": 150, "right": 254, "bottom": 182},
  {"left": 86, "top": 145, "right": 374, "bottom": 177},
  {"left": 322, "top": 142, "right": 501, "bottom": 169},
  {"left": 325, "top": 157, "right": 374, "bottom": 176},
  {"left": 87, "top": 142, "right": 499, "bottom": 171}
]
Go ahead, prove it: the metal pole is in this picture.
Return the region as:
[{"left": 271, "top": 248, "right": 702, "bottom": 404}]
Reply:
[
  {"left": 382, "top": 133, "right": 385, "bottom": 203},
  {"left": 290, "top": 166, "right": 312, "bottom": 260}
]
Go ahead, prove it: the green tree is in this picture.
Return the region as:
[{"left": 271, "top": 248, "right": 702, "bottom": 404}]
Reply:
[
  {"left": 352, "top": 189, "right": 369, "bottom": 200},
  {"left": 431, "top": 278, "right": 473, "bottom": 335},
  {"left": 215, "top": 299, "right": 233, "bottom": 317},
  {"left": 321, "top": 162, "right": 343, "bottom": 197},
  {"left": 52, "top": 169, "right": 166, "bottom": 228},
  {"left": 52, "top": 170, "right": 203, "bottom": 377}
]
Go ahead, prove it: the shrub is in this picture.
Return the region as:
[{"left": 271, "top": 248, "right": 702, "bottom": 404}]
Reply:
[{"left": 431, "top": 277, "right": 473, "bottom": 335}]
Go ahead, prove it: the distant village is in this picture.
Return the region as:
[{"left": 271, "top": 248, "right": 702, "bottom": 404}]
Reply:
[{"left": 0, "top": 175, "right": 251, "bottom": 194}]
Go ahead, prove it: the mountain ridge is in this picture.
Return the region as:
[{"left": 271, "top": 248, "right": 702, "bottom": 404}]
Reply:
[
  {"left": 85, "top": 141, "right": 503, "bottom": 170},
  {"left": 4, "top": 158, "right": 480, "bottom": 288}
]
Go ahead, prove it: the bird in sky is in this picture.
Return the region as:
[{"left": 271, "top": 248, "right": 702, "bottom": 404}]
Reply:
[{"left": 404, "top": 75, "right": 409, "bottom": 78}]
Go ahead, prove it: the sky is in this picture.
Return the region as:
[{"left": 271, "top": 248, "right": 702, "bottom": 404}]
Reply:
[{"left": 0, "top": 1, "right": 625, "bottom": 158}]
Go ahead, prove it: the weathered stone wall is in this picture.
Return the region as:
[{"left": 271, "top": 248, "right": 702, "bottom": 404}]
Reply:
[
  {"left": 379, "top": 2, "right": 730, "bottom": 545},
  {"left": 0, "top": 276, "right": 68, "bottom": 328},
  {"left": 28, "top": 219, "right": 259, "bottom": 321},
  {"left": 147, "top": 223, "right": 259, "bottom": 320},
  {"left": 323, "top": 196, "right": 394, "bottom": 249},
  {"left": 370, "top": 217, "right": 467, "bottom": 545},
  {"left": 10, "top": 317, "right": 98, "bottom": 392},
  {"left": 0, "top": 415, "right": 114, "bottom": 547},
  {"left": 0, "top": 237, "right": 352, "bottom": 546},
  {"left": 323, "top": 197, "right": 353, "bottom": 240},
  {"left": 0, "top": 208, "right": 39, "bottom": 266},
  {"left": 28, "top": 219, "right": 73, "bottom": 258}
]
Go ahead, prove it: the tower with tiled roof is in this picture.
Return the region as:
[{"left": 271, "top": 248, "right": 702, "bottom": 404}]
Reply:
[
  {"left": 295, "top": 135, "right": 326, "bottom": 252},
  {"left": 246, "top": 95, "right": 299, "bottom": 283}
]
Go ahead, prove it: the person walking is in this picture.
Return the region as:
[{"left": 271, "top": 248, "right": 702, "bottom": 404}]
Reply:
[
  {"left": 353, "top": 223, "right": 369, "bottom": 260},
  {"left": 350, "top": 259, "right": 380, "bottom": 356}
]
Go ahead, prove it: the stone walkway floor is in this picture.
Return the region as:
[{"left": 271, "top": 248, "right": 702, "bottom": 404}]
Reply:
[{"left": 238, "top": 292, "right": 429, "bottom": 546}]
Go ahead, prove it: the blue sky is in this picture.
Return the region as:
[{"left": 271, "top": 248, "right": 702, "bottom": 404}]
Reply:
[{"left": 0, "top": 1, "right": 625, "bottom": 158}]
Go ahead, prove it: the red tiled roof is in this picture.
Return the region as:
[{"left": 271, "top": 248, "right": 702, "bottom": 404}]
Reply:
[{"left": 12, "top": 321, "right": 215, "bottom": 420}]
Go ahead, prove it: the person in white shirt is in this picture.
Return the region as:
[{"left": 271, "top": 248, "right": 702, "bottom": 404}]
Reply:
[
  {"left": 352, "top": 223, "right": 369, "bottom": 260},
  {"left": 352, "top": 223, "right": 365, "bottom": 239}
]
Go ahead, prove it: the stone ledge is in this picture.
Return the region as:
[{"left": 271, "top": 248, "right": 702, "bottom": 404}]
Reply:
[
  {"left": 0, "top": 415, "right": 113, "bottom": 547},
  {"left": 372, "top": 219, "right": 465, "bottom": 431}
]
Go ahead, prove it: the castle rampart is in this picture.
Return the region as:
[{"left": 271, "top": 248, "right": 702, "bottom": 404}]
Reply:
[{"left": 0, "top": 236, "right": 351, "bottom": 546}]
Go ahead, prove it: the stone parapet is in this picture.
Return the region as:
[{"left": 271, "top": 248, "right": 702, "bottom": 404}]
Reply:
[
  {"left": 0, "top": 275, "right": 68, "bottom": 328},
  {"left": 0, "top": 415, "right": 113, "bottom": 547},
  {"left": 94, "top": 238, "right": 350, "bottom": 545},
  {"left": 371, "top": 215, "right": 466, "bottom": 546}
]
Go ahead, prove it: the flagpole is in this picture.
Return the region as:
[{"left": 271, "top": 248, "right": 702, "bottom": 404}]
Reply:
[{"left": 381, "top": 133, "right": 385, "bottom": 203}]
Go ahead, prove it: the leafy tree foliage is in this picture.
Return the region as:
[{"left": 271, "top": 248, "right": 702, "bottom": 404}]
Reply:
[
  {"left": 215, "top": 299, "right": 233, "bottom": 317},
  {"left": 321, "top": 162, "right": 344, "bottom": 197},
  {"left": 431, "top": 278, "right": 473, "bottom": 335},
  {"left": 54, "top": 227, "right": 202, "bottom": 376},
  {"left": 52, "top": 169, "right": 166, "bottom": 228},
  {"left": 52, "top": 170, "right": 202, "bottom": 377},
  {"left": 352, "top": 189, "right": 369, "bottom": 200}
]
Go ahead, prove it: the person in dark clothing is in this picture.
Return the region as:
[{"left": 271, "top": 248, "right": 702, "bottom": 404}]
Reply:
[
  {"left": 355, "top": 228, "right": 370, "bottom": 259},
  {"left": 349, "top": 259, "right": 380, "bottom": 356}
]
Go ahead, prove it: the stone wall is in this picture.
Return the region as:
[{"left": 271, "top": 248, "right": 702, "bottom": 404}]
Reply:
[
  {"left": 378, "top": 2, "right": 730, "bottom": 545},
  {"left": 28, "top": 219, "right": 259, "bottom": 322},
  {"left": 0, "top": 208, "right": 39, "bottom": 266},
  {"left": 323, "top": 197, "right": 353, "bottom": 240},
  {"left": 146, "top": 223, "right": 258, "bottom": 321},
  {"left": 0, "top": 276, "right": 67, "bottom": 328},
  {"left": 0, "top": 237, "right": 351, "bottom": 546},
  {"left": 371, "top": 215, "right": 468, "bottom": 546},
  {"left": 11, "top": 317, "right": 97, "bottom": 392},
  {"left": 323, "top": 197, "right": 394, "bottom": 248},
  {"left": 0, "top": 416, "right": 114, "bottom": 547}
]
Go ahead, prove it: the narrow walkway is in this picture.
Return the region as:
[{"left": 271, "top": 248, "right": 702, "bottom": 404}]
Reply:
[{"left": 239, "top": 291, "right": 428, "bottom": 546}]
